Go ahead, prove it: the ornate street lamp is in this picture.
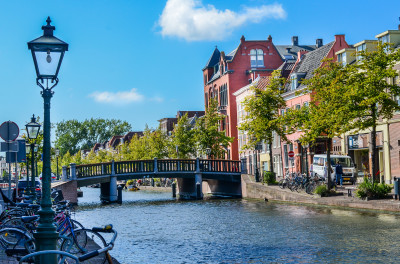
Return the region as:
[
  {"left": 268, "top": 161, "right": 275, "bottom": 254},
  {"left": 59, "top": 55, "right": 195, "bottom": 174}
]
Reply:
[
  {"left": 205, "top": 148, "right": 211, "bottom": 159},
  {"left": 27, "top": 17, "right": 68, "bottom": 261},
  {"left": 25, "top": 114, "right": 41, "bottom": 199}
]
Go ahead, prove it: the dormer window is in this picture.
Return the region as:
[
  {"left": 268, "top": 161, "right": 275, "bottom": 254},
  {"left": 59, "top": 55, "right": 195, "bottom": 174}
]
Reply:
[
  {"left": 250, "top": 49, "right": 264, "bottom": 67},
  {"left": 290, "top": 74, "right": 297, "bottom": 90},
  {"left": 214, "top": 63, "right": 220, "bottom": 74},
  {"left": 356, "top": 43, "right": 366, "bottom": 61},
  {"left": 337, "top": 52, "right": 347, "bottom": 66},
  {"left": 378, "top": 34, "right": 389, "bottom": 44}
]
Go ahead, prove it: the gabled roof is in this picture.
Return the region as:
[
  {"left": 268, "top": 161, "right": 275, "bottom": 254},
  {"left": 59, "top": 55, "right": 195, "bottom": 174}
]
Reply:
[
  {"left": 202, "top": 47, "right": 220, "bottom": 70},
  {"left": 292, "top": 41, "right": 335, "bottom": 82}
]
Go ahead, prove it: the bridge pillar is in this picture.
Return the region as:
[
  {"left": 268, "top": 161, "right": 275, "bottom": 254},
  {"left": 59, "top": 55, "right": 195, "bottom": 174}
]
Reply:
[
  {"left": 70, "top": 163, "right": 77, "bottom": 180},
  {"left": 62, "top": 166, "right": 67, "bottom": 181},
  {"left": 109, "top": 160, "right": 118, "bottom": 203},
  {"left": 195, "top": 173, "right": 203, "bottom": 199}
]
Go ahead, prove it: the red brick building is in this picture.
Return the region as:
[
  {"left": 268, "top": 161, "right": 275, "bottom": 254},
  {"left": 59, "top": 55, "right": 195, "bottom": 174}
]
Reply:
[{"left": 203, "top": 35, "right": 317, "bottom": 160}]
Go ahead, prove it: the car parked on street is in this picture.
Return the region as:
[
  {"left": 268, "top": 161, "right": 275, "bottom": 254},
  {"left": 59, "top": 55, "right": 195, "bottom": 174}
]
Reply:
[{"left": 17, "top": 178, "right": 42, "bottom": 197}]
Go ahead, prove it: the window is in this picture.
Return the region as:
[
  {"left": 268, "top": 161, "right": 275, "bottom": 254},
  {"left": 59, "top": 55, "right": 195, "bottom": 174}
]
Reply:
[
  {"left": 290, "top": 75, "right": 297, "bottom": 90},
  {"left": 356, "top": 43, "right": 366, "bottom": 61},
  {"left": 205, "top": 92, "right": 208, "bottom": 108},
  {"left": 219, "top": 84, "right": 228, "bottom": 106},
  {"left": 337, "top": 52, "right": 347, "bottom": 65},
  {"left": 280, "top": 109, "right": 285, "bottom": 116},
  {"left": 378, "top": 35, "right": 389, "bottom": 44},
  {"left": 295, "top": 104, "right": 301, "bottom": 110},
  {"left": 284, "top": 145, "right": 288, "bottom": 168},
  {"left": 250, "top": 49, "right": 264, "bottom": 67}
]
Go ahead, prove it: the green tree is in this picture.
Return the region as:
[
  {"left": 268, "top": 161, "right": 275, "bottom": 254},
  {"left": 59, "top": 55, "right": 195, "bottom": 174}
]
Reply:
[
  {"left": 194, "top": 99, "right": 233, "bottom": 158},
  {"left": 286, "top": 59, "right": 358, "bottom": 189},
  {"left": 348, "top": 42, "right": 400, "bottom": 182},
  {"left": 55, "top": 118, "right": 131, "bottom": 156},
  {"left": 168, "top": 113, "right": 196, "bottom": 159},
  {"left": 239, "top": 70, "right": 287, "bottom": 172}
]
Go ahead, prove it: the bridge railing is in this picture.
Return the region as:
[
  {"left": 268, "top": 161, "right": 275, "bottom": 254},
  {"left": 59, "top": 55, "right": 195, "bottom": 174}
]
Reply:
[
  {"left": 158, "top": 159, "right": 196, "bottom": 172},
  {"left": 64, "top": 158, "right": 242, "bottom": 179},
  {"left": 114, "top": 160, "right": 154, "bottom": 174},
  {"left": 76, "top": 163, "right": 112, "bottom": 178},
  {"left": 200, "top": 160, "right": 241, "bottom": 173}
]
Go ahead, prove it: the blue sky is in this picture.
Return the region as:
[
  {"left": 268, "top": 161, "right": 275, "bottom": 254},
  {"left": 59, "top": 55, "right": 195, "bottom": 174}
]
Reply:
[{"left": 1, "top": 0, "right": 400, "bottom": 138}]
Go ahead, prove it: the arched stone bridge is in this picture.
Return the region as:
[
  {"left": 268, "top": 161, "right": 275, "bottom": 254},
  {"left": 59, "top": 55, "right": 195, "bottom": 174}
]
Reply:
[{"left": 53, "top": 158, "right": 243, "bottom": 204}]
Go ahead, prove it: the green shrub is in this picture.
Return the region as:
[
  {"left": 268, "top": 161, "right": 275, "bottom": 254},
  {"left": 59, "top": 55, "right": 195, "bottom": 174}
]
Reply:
[
  {"left": 126, "top": 180, "right": 134, "bottom": 185},
  {"left": 263, "top": 171, "right": 277, "bottom": 184},
  {"left": 355, "top": 177, "right": 392, "bottom": 199},
  {"left": 314, "top": 184, "right": 329, "bottom": 196}
]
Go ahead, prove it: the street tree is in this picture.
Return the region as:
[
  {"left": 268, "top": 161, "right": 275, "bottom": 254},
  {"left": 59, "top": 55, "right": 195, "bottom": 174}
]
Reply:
[
  {"left": 239, "top": 70, "right": 287, "bottom": 172},
  {"left": 55, "top": 118, "right": 131, "bottom": 156},
  {"left": 194, "top": 99, "right": 233, "bottom": 158},
  {"left": 168, "top": 113, "right": 196, "bottom": 159},
  {"left": 285, "top": 59, "right": 358, "bottom": 189},
  {"left": 347, "top": 43, "right": 400, "bottom": 182}
]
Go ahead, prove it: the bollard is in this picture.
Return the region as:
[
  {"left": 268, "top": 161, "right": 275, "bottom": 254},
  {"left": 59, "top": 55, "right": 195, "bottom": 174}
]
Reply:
[
  {"left": 151, "top": 178, "right": 154, "bottom": 187},
  {"left": 117, "top": 186, "right": 123, "bottom": 204},
  {"left": 172, "top": 182, "right": 176, "bottom": 198},
  {"left": 394, "top": 177, "right": 399, "bottom": 200},
  {"left": 196, "top": 182, "right": 201, "bottom": 199}
]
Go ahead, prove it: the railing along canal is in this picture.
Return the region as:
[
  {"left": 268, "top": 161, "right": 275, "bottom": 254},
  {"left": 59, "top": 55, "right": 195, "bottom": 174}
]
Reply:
[{"left": 67, "top": 159, "right": 241, "bottom": 178}]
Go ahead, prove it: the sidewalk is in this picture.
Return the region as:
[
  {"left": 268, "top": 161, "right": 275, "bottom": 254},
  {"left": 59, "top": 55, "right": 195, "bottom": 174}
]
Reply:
[{"left": 241, "top": 174, "right": 400, "bottom": 212}]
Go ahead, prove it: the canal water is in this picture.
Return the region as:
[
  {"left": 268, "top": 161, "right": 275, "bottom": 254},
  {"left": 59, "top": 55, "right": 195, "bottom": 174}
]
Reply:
[{"left": 75, "top": 187, "right": 400, "bottom": 264}]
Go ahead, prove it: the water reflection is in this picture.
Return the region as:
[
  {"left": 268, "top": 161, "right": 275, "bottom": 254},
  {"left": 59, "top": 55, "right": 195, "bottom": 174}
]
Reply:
[{"left": 75, "top": 187, "right": 400, "bottom": 264}]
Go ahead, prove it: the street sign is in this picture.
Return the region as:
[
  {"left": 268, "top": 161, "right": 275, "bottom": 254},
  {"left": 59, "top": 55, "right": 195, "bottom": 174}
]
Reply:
[
  {"left": 0, "top": 141, "right": 19, "bottom": 152},
  {"left": 6, "top": 139, "right": 26, "bottom": 163},
  {"left": 288, "top": 150, "right": 295, "bottom": 158},
  {"left": 0, "top": 121, "right": 19, "bottom": 141}
]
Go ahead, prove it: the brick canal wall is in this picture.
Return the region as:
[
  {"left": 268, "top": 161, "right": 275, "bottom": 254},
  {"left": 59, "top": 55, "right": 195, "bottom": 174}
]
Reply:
[{"left": 241, "top": 174, "right": 400, "bottom": 212}]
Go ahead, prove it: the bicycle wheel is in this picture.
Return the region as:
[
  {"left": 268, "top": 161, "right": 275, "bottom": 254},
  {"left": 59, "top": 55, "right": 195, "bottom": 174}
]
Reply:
[
  {"left": 0, "top": 228, "right": 35, "bottom": 256},
  {"left": 71, "top": 219, "right": 84, "bottom": 230},
  {"left": 278, "top": 179, "right": 285, "bottom": 189},
  {"left": 73, "top": 229, "right": 107, "bottom": 264},
  {"left": 306, "top": 182, "right": 316, "bottom": 194}
]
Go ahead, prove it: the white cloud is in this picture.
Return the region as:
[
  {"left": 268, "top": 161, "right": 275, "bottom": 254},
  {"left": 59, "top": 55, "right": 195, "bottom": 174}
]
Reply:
[
  {"left": 89, "top": 88, "right": 146, "bottom": 104},
  {"left": 158, "top": 0, "right": 286, "bottom": 41}
]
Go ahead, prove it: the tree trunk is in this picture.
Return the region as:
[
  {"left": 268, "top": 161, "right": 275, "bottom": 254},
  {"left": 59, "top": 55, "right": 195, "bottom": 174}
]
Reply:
[
  {"left": 371, "top": 104, "right": 378, "bottom": 183},
  {"left": 327, "top": 138, "right": 332, "bottom": 190}
]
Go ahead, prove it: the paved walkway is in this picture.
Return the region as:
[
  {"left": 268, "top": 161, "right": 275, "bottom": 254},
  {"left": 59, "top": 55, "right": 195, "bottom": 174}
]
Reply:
[{"left": 242, "top": 174, "right": 400, "bottom": 212}]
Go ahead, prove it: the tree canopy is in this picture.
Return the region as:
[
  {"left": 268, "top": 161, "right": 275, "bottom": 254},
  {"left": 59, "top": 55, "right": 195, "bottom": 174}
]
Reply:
[{"left": 54, "top": 118, "right": 132, "bottom": 156}]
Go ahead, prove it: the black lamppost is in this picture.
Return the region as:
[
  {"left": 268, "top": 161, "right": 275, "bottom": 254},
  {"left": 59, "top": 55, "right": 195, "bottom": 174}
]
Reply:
[
  {"left": 28, "top": 17, "right": 68, "bottom": 261},
  {"left": 25, "top": 115, "right": 41, "bottom": 199},
  {"left": 205, "top": 148, "right": 211, "bottom": 159}
]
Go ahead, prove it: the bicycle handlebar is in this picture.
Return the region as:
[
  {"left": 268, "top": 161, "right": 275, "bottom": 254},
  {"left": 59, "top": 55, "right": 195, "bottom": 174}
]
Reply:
[{"left": 92, "top": 224, "right": 113, "bottom": 233}]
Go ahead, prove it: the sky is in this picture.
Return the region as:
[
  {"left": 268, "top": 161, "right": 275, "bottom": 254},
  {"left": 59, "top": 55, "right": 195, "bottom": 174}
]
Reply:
[{"left": 1, "top": 0, "right": 400, "bottom": 140}]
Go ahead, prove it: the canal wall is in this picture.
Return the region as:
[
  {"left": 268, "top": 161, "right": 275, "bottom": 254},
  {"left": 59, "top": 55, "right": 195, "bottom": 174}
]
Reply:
[{"left": 241, "top": 174, "right": 400, "bottom": 212}]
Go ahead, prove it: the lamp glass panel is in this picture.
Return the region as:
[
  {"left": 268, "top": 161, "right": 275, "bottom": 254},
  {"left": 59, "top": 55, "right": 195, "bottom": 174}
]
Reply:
[
  {"left": 27, "top": 126, "right": 40, "bottom": 139},
  {"left": 34, "top": 50, "right": 61, "bottom": 77}
]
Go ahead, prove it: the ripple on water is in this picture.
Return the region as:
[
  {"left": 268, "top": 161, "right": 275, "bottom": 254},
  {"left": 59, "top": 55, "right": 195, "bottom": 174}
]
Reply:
[{"left": 74, "top": 187, "right": 400, "bottom": 264}]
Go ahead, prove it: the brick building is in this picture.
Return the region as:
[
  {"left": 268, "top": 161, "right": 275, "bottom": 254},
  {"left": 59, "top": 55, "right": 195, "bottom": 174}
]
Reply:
[
  {"left": 203, "top": 35, "right": 317, "bottom": 160},
  {"left": 280, "top": 35, "right": 350, "bottom": 176}
]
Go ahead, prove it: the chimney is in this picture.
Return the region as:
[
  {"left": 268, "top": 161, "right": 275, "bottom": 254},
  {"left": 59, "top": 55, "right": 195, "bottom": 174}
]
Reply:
[
  {"left": 297, "top": 50, "right": 308, "bottom": 62},
  {"left": 241, "top": 35, "right": 245, "bottom": 44},
  {"left": 267, "top": 35, "right": 272, "bottom": 41},
  {"left": 334, "top": 35, "right": 345, "bottom": 45},
  {"left": 316, "top": 39, "right": 323, "bottom": 48},
  {"left": 286, "top": 47, "right": 291, "bottom": 53},
  {"left": 292, "top": 36, "right": 298, "bottom": 46}
]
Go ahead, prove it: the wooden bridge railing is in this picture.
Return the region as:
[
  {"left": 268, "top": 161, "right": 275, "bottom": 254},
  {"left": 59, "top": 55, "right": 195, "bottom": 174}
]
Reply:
[{"left": 64, "top": 158, "right": 242, "bottom": 179}]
